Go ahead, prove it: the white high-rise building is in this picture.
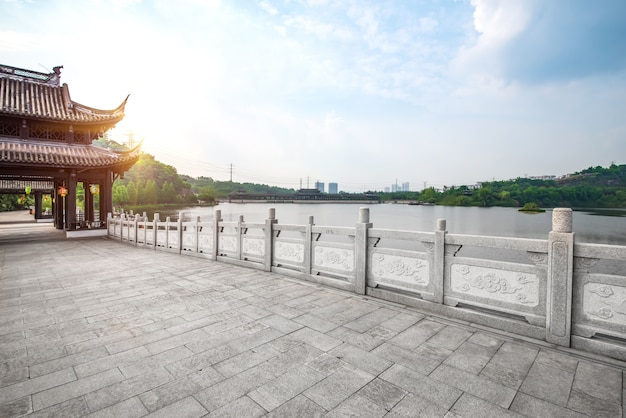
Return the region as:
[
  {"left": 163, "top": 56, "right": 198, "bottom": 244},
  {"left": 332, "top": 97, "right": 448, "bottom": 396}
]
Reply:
[
  {"left": 329, "top": 182, "right": 338, "bottom": 193},
  {"left": 315, "top": 181, "right": 325, "bottom": 193}
]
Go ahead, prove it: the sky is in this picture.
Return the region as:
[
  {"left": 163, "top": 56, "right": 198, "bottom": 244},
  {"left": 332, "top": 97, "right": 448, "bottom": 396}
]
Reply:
[{"left": 1, "top": 0, "right": 625, "bottom": 192}]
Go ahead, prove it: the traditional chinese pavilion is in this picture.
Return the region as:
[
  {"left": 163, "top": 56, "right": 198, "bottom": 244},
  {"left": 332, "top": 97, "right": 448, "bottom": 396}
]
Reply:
[{"left": 0, "top": 64, "right": 140, "bottom": 230}]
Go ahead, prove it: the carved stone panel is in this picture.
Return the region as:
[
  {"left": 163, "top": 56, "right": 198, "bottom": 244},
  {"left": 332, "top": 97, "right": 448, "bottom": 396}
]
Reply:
[
  {"left": 451, "top": 264, "right": 539, "bottom": 306},
  {"left": 156, "top": 230, "right": 166, "bottom": 246},
  {"left": 219, "top": 236, "right": 237, "bottom": 252},
  {"left": 314, "top": 246, "right": 354, "bottom": 272},
  {"left": 370, "top": 252, "right": 429, "bottom": 285},
  {"left": 275, "top": 242, "right": 305, "bottom": 263},
  {"left": 182, "top": 232, "right": 195, "bottom": 248},
  {"left": 583, "top": 283, "right": 626, "bottom": 326},
  {"left": 168, "top": 231, "right": 178, "bottom": 247},
  {"left": 242, "top": 237, "right": 265, "bottom": 257},
  {"left": 198, "top": 234, "right": 213, "bottom": 250}
]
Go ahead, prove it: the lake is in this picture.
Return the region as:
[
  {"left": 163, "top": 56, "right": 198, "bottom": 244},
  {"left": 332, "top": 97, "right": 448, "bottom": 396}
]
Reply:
[{"left": 163, "top": 203, "right": 626, "bottom": 246}]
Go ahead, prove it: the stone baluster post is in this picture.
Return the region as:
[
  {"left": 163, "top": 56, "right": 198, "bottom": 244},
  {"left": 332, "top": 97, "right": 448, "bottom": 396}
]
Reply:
[
  {"left": 355, "top": 207, "right": 372, "bottom": 295},
  {"left": 432, "top": 218, "right": 446, "bottom": 304},
  {"left": 134, "top": 214, "right": 140, "bottom": 246},
  {"left": 546, "top": 208, "right": 574, "bottom": 346},
  {"left": 304, "top": 216, "right": 314, "bottom": 275},
  {"left": 177, "top": 212, "right": 184, "bottom": 254},
  {"left": 153, "top": 213, "right": 160, "bottom": 249},
  {"left": 212, "top": 210, "right": 221, "bottom": 261},
  {"left": 237, "top": 215, "right": 244, "bottom": 260},
  {"left": 264, "top": 208, "right": 278, "bottom": 272}
]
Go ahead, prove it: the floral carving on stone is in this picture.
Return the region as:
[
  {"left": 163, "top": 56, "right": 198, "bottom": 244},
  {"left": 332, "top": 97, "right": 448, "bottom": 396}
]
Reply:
[
  {"left": 220, "top": 236, "right": 237, "bottom": 252},
  {"left": 451, "top": 264, "right": 538, "bottom": 306},
  {"left": 198, "top": 234, "right": 213, "bottom": 250},
  {"left": 370, "top": 253, "right": 429, "bottom": 285},
  {"left": 275, "top": 242, "right": 304, "bottom": 263},
  {"left": 314, "top": 246, "right": 354, "bottom": 272},
  {"left": 243, "top": 238, "right": 265, "bottom": 256},
  {"left": 182, "top": 233, "right": 195, "bottom": 247}
]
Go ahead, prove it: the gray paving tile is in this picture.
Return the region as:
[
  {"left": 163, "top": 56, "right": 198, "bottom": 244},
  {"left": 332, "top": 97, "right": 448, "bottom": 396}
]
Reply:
[
  {"left": 303, "top": 365, "right": 375, "bottom": 410},
  {"left": 380, "top": 364, "right": 462, "bottom": 410},
  {"left": 430, "top": 364, "right": 516, "bottom": 409},
  {"left": 326, "top": 393, "right": 388, "bottom": 418},
  {"left": 139, "top": 368, "right": 223, "bottom": 412},
  {"left": 450, "top": 393, "right": 523, "bottom": 418},
  {"left": 205, "top": 395, "right": 266, "bottom": 418},
  {"left": 0, "top": 396, "right": 32, "bottom": 417},
  {"left": 519, "top": 358, "right": 575, "bottom": 406},
  {"left": 260, "top": 343, "right": 324, "bottom": 376},
  {"left": 85, "top": 397, "right": 148, "bottom": 418},
  {"left": 84, "top": 367, "right": 174, "bottom": 411},
  {"left": 387, "top": 392, "right": 447, "bottom": 417},
  {"left": 567, "top": 388, "right": 622, "bottom": 417},
  {"left": 571, "top": 359, "right": 622, "bottom": 404},
  {"left": 214, "top": 343, "right": 280, "bottom": 378},
  {"left": 328, "top": 326, "right": 387, "bottom": 352},
  {"left": 24, "top": 397, "right": 90, "bottom": 418},
  {"left": 119, "top": 345, "right": 194, "bottom": 378},
  {"left": 194, "top": 365, "right": 275, "bottom": 411},
  {"left": 329, "top": 343, "right": 393, "bottom": 376},
  {"left": 510, "top": 392, "right": 587, "bottom": 418},
  {"left": 357, "top": 377, "right": 408, "bottom": 411},
  {"left": 32, "top": 368, "right": 125, "bottom": 411},
  {"left": 258, "top": 313, "right": 304, "bottom": 334},
  {"left": 248, "top": 364, "right": 325, "bottom": 411},
  {"left": 443, "top": 340, "right": 499, "bottom": 375},
  {"left": 0, "top": 367, "right": 76, "bottom": 405},
  {"left": 388, "top": 319, "right": 446, "bottom": 351},
  {"left": 145, "top": 396, "right": 208, "bottom": 418},
  {"left": 290, "top": 327, "right": 342, "bottom": 352},
  {"left": 479, "top": 341, "right": 538, "bottom": 389},
  {"left": 372, "top": 342, "right": 440, "bottom": 375}
]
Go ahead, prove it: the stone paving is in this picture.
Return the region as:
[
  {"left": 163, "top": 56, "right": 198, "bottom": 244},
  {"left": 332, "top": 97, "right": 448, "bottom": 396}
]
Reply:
[{"left": 0, "top": 213, "right": 624, "bottom": 417}]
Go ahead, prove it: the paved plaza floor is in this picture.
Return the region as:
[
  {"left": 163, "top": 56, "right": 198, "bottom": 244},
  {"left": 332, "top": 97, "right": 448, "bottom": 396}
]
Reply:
[{"left": 0, "top": 211, "right": 624, "bottom": 417}]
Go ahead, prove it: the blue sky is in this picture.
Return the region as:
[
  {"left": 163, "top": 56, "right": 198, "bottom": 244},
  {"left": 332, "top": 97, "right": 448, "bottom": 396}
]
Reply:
[{"left": 2, "top": 0, "right": 625, "bottom": 191}]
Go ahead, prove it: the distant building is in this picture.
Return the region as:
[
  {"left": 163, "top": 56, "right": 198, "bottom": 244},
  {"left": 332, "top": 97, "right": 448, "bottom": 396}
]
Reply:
[
  {"left": 329, "top": 182, "right": 338, "bottom": 194},
  {"left": 402, "top": 182, "right": 410, "bottom": 192},
  {"left": 384, "top": 187, "right": 390, "bottom": 193},
  {"left": 391, "top": 183, "right": 399, "bottom": 192},
  {"left": 315, "top": 181, "right": 325, "bottom": 193}
]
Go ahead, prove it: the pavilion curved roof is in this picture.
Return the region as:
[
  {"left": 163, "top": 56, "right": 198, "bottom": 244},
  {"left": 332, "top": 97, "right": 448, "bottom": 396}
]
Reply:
[
  {"left": 0, "top": 64, "right": 127, "bottom": 125},
  {"left": 0, "top": 137, "right": 141, "bottom": 170}
]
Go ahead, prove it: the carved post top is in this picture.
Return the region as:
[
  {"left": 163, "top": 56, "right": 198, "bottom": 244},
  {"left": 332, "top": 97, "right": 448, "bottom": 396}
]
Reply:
[
  {"left": 154, "top": 213, "right": 160, "bottom": 222},
  {"left": 239, "top": 215, "right": 244, "bottom": 222},
  {"left": 308, "top": 215, "right": 314, "bottom": 225},
  {"left": 214, "top": 210, "right": 221, "bottom": 221},
  {"left": 437, "top": 218, "right": 446, "bottom": 232},
  {"left": 359, "top": 207, "right": 370, "bottom": 223},
  {"left": 268, "top": 208, "right": 276, "bottom": 220},
  {"left": 552, "top": 208, "right": 573, "bottom": 233}
]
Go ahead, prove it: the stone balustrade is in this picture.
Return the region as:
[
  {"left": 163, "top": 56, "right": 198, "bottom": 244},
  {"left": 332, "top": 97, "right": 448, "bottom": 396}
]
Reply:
[{"left": 108, "top": 207, "right": 626, "bottom": 361}]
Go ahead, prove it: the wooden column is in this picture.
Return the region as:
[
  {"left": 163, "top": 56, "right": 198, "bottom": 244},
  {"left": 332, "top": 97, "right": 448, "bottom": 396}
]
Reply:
[{"left": 66, "top": 171, "right": 77, "bottom": 230}]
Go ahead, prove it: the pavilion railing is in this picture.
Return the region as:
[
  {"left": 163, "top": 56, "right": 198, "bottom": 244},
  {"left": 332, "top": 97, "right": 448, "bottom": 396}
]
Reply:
[{"left": 107, "top": 207, "right": 626, "bottom": 362}]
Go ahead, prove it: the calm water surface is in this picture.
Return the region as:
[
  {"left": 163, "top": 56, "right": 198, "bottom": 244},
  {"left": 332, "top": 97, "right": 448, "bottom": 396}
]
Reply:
[{"left": 173, "top": 203, "right": 626, "bottom": 245}]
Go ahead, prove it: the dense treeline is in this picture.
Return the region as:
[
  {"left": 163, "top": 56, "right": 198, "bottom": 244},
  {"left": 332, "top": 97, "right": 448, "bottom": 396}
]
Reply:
[
  {"left": 1, "top": 140, "right": 624, "bottom": 211},
  {"left": 381, "top": 164, "right": 626, "bottom": 208},
  {"left": 111, "top": 153, "right": 294, "bottom": 207}
]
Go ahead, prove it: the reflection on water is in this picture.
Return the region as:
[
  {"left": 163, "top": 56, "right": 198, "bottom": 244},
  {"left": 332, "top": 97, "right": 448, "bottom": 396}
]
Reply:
[{"left": 161, "top": 203, "right": 625, "bottom": 246}]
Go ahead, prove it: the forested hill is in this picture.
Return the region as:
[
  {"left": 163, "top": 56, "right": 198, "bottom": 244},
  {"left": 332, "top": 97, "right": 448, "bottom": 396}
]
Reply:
[
  {"left": 386, "top": 164, "right": 626, "bottom": 208},
  {"left": 108, "top": 149, "right": 625, "bottom": 209}
]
